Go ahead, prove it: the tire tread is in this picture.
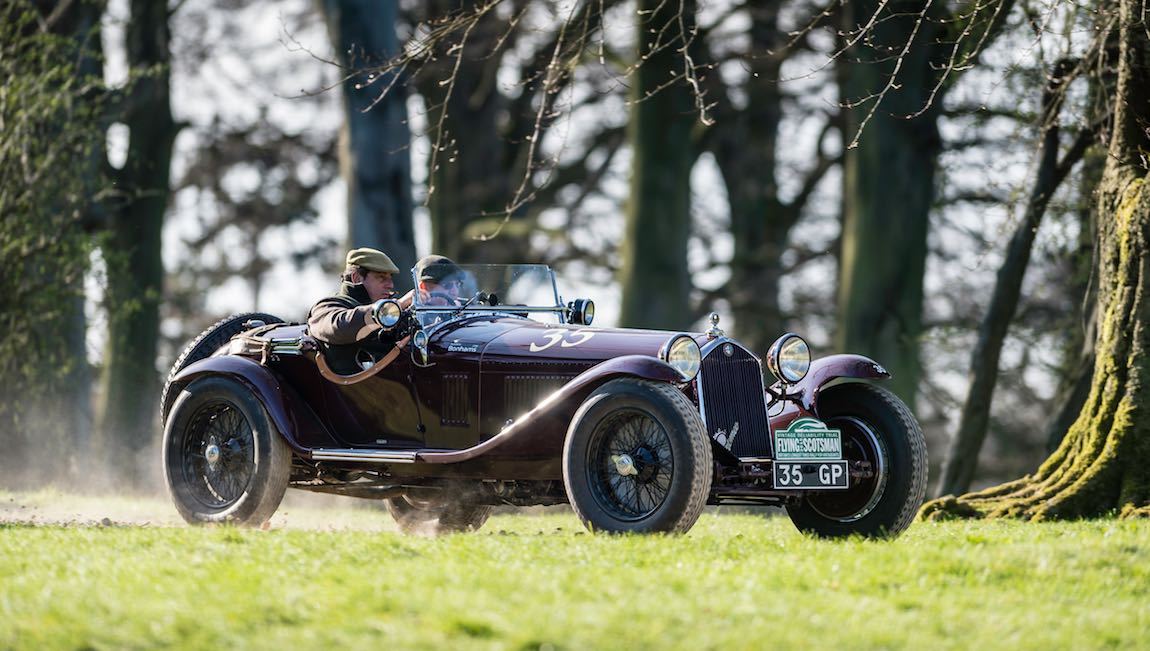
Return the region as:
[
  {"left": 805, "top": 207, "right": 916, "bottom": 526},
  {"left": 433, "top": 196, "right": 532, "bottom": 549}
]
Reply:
[{"left": 645, "top": 381, "right": 713, "bottom": 533}]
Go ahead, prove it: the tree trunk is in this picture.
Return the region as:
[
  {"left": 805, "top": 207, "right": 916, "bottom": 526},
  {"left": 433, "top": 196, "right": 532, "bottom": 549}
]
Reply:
[
  {"left": 96, "top": 0, "right": 176, "bottom": 486},
  {"left": 1042, "top": 223, "right": 1098, "bottom": 455},
  {"left": 1042, "top": 44, "right": 1114, "bottom": 453},
  {"left": 835, "top": 0, "right": 947, "bottom": 406},
  {"left": 409, "top": 1, "right": 608, "bottom": 265},
  {"left": 710, "top": 5, "right": 786, "bottom": 351},
  {"left": 322, "top": 0, "right": 416, "bottom": 287},
  {"left": 936, "top": 63, "right": 1090, "bottom": 497},
  {"left": 415, "top": 0, "right": 525, "bottom": 265},
  {"left": 922, "top": 0, "right": 1150, "bottom": 520},
  {"left": 617, "top": 0, "right": 697, "bottom": 330}
]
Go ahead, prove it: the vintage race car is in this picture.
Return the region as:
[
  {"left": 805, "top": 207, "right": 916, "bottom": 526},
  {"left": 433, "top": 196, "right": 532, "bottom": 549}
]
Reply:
[{"left": 161, "top": 264, "right": 926, "bottom": 537}]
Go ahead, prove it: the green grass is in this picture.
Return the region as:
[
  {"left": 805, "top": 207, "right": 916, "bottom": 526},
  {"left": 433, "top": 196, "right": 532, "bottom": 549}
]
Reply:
[{"left": 1, "top": 494, "right": 1148, "bottom": 650}]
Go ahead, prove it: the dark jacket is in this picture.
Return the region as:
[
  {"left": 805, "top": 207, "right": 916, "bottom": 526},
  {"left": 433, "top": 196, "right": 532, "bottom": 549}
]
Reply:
[{"left": 307, "top": 282, "right": 402, "bottom": 374}]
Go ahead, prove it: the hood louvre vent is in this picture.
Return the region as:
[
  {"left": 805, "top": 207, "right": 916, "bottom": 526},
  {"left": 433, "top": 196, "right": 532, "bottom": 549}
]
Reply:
[
  {"left": 441, "top": 373, "right": 470, "bottom": 426},
  {"left": 504, "top": 375, "right": 572, "bottom": 417}
]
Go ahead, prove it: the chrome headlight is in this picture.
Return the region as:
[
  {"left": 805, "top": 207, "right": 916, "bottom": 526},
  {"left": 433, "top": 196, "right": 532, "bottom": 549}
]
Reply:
[
  {"left": 766, "top": 333, "right": 810, "bottom": 384},
  {"left": 372, "top": 299, "right": 403, "bottom": 330},
  {"left": 660, "top": 334, "right": 701, "bottom": 381},
  {"left": 567, "top": 298, "right": 595, "bottom": 326}
]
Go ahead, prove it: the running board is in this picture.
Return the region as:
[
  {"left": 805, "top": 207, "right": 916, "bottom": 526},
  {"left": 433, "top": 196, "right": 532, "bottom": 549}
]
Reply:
[{"left": 310, "top": 449, "right": 419, "bottom": 463}]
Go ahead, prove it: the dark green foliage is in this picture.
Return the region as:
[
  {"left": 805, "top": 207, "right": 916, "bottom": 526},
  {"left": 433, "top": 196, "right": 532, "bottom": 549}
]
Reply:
[{"left": 0, "top": 4, "right": 104, "bottom": 486}]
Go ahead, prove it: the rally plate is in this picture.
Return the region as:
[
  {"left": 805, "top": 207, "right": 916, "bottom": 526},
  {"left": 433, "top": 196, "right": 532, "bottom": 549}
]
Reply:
[
  {"left": 773, "top": 417, "right": 843, "bottom": 460},
  {"left": 770, "top": 417, "right": 848, "bottom": 489},
  {"left": 772, "top": 461, "right": 849, "bottom": 490}
]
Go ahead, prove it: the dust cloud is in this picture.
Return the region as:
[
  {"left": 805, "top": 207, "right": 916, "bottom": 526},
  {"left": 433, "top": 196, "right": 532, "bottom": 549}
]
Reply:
[
  {"left": 0, "top": 411, "right": 403, "bottom": 531},
  {"left": 0, "top": 489, "right": 403, "bottom": 531}
]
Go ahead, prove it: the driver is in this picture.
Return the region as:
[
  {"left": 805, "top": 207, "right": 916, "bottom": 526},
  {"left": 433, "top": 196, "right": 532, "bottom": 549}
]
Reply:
[
  {"left": 307, "top": 247, "right": 413, "bottom": 373},
  {"left": 415, "top": 254, "right": 465, "bottom": 306}
]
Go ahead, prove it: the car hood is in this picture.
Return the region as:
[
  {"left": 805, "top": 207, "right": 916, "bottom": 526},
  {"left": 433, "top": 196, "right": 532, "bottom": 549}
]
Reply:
[
  {"left": 255, "top": 317, "right": 700, "bottom": 366},
  {"left": 473, "top": 319, "right": 692, "bottom": 364}
]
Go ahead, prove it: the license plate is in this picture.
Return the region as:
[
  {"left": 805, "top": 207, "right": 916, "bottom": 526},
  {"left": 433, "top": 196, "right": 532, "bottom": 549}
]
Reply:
[{"left": 773, "top": 462, "right": 849, "bottom": 490}]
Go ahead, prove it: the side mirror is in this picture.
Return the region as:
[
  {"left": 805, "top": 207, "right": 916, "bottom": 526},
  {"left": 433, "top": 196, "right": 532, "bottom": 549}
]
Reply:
[{"left": 372, "top": 299, "right": 403, "bottom": 330}]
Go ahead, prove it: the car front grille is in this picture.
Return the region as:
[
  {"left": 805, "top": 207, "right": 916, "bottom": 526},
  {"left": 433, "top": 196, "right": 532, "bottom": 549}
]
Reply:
[{"left": 697, "top": 340, "right": 772, "bottom": 458}]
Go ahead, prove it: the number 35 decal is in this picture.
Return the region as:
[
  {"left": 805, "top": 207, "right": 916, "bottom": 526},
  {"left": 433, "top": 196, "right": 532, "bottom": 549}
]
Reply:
[{"left": 529, "top": 329, "right": 596, "bottom": 352}]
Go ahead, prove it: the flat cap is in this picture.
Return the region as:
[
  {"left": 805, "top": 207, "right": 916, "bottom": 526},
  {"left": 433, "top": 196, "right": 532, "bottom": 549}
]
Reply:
[
  {"left": 416, "top": 254, "right": 463, "bottom": 284},
  {"left": 346, "top": 247, "right": 399, "bottom": 274}
]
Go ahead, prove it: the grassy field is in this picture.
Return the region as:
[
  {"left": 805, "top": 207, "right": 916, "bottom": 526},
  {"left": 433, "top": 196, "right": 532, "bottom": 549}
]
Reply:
[{"left": 1, "top": 491, "right": 1147, "bottom": 650}]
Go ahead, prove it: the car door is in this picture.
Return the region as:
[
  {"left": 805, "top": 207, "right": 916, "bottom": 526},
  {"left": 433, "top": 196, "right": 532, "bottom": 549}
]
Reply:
[{"left": 322, "top": 351, "right": 425, "bottom": 448}]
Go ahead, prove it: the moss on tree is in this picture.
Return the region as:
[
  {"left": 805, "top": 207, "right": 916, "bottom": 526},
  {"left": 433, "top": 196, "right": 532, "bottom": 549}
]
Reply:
[
  {"left": 922, "top": 157, "right": 1150, "bottom": 522},
  {"left": 922, "top": 0, "right": 1150, "bottom": 521}
]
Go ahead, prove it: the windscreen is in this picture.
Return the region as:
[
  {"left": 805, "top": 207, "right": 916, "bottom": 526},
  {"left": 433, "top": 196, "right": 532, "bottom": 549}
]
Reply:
[{"left": 411, "top": 264, "right": 564, "bottom": 325}]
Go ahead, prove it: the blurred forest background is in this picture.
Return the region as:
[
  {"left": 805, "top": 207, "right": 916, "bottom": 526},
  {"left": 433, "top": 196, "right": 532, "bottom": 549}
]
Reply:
[{"left": 0, "top": 0, "right": 1126, "bottom": 500}]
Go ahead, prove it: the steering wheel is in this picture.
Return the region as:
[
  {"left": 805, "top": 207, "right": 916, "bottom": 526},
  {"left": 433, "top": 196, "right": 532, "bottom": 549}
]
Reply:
[{"left": 425, "top": 290, "right": 456, "bottom": 306}]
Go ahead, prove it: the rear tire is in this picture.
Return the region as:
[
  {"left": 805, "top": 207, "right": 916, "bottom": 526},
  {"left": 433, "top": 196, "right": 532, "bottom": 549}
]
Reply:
[
  {"left": 163, "top": 376, "right": 292, "bottom": 526},
  {"left": 785, "top": 383, "right": 927, "bottom": 539},
  {"left": 161, "top": 312, "right": 283, "bottom": 425},
  {"left": 563, "top": 379, "right": 712, "bottom": 534},
  {"left": 384, "top": 494, "right": 492, "bottom": 535}
]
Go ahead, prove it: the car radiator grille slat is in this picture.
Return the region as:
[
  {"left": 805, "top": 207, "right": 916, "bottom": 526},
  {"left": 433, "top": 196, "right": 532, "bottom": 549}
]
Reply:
[{"left": 697, "top": 342, "right": 772, "bottom": 458}]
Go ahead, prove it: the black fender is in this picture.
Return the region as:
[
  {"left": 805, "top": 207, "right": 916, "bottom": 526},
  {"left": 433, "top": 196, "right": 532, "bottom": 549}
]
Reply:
[
  {"left": 792, "top": 354, "right": 891, "bottom": 414},
  {"left": 166, "top": 355, "right": 339, "bottom": 452},
  {"left": 419, "top": 354, "right": 687, "bottom": 464}
]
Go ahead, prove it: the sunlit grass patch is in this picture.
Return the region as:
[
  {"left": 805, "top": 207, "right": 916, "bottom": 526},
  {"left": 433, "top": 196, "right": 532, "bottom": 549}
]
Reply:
[{"left": 0, "top": 496, "right": 1147, "bottom": 650}]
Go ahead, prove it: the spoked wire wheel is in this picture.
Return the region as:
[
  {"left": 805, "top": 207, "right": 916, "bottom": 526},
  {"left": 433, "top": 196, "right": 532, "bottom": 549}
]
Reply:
[
  {"left": 180, "top": 401, "right": 256, "bottom": 510},
  {"left": 564, "top": 379, "right": 711, "bottom": 534},
  {"left": 161, "top": 312, "right": 283, "bottom": 424},
  {"left": 586, "top": 408, "right": 674, "bottom": 521},
  {"left": 384, "top": 490, "right": 492, "bottom": 535},
  {"left": 163, "top": 376, "right": 292, "bottom": 526}
]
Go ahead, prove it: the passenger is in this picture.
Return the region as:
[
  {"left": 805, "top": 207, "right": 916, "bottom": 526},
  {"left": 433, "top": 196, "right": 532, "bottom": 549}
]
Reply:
[
  {"left": 414, "top": 254, "right": 465, "bottom": 306},
  {"left": 307, "top": 247, "right": 413, "bottom": 373}
]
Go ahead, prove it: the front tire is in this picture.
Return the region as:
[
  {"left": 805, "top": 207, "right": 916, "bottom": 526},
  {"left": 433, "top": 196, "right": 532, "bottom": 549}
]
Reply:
[
  {"left": 163, "top": 376, "right": 292, "bottom": 526},
  {"left": 563, "top": 379, "right": 712, "bottom": 534},
  {"left": 785, "top": 383, "right": 927, "bottom": 539}
]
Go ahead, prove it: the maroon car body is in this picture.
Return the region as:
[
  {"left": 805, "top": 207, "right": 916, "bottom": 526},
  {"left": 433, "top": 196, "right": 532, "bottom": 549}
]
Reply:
[{"left": 162, "top": 264, "right": 926, "bottom": 537}]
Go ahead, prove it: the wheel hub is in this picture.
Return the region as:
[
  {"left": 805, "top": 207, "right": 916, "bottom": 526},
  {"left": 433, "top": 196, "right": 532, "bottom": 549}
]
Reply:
[
  {"left": 612, "top": 447, "right": 659, "bottom": 483},
  {"left": 204, "top": 443, "right": 221, "bottom": 466},
  {"left": 611, "top": 454, "right": 638, "bottom": 477}
]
